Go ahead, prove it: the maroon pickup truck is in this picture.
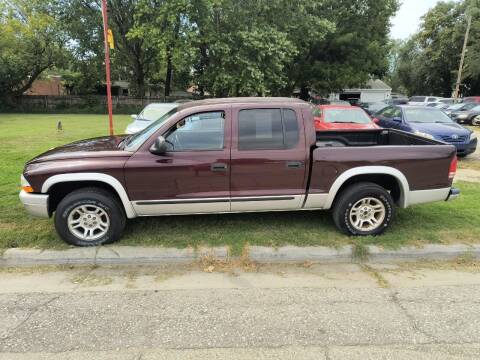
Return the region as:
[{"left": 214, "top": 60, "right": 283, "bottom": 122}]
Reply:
[{"left": 20, "top": 97, "right": 460, "bottom": 246}]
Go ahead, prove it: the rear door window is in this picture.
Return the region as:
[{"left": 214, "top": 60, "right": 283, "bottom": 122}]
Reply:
[{"left": 238, "top": 108, "right": 299, "bottom": 150}]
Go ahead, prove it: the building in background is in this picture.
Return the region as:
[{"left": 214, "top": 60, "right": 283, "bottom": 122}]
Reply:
[
  {"left": 329, "top": 79, "right": 392, "bottom": 104},
  {"left": 24, "top": 75, "right": 65, "bottom": 96}
]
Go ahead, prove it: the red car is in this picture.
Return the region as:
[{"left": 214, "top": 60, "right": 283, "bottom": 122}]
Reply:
[{"left": 313, "top": 105, "right": 380, "bottom": 131}]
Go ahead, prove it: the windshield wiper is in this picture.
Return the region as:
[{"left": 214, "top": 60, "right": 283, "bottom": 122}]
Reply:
[{"left": 118, "top": 134, "right": 134, "bottom": 149}]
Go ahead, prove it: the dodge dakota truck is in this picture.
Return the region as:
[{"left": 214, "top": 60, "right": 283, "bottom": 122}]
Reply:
[{"left": 20, "top": 97, "right": 460, "bottom": 246}]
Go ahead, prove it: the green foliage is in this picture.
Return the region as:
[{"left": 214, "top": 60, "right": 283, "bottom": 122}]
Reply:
[
  {"left": 297, "top": 0, "right": 399, "bottom": 95},
  {"left": 0, "top": 0, "right": 399, "bottom": 101},
  {"left": 0, "top": 0, "right": 67, "bottom": 99},
  {"left": 391, "top": 0, "right": 480, "bottom": 96}
]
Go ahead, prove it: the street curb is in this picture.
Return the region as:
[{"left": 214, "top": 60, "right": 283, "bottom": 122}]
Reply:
[{"left": 1, "top": 244, "right": 479, "bottom": 267}]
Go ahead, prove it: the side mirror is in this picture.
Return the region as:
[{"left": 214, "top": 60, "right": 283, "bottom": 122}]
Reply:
[
  {"left": 372, "top": 117, "right": 380, "bottom": 123},
  {"left": 131, "top": 114, "right": 137, "bottom": 120},
  {"left": 392, "top": 117, "right": 402, "bottom": 123},
  {"left": 150, "top": 136, "right": 168, "bottom": 155}
]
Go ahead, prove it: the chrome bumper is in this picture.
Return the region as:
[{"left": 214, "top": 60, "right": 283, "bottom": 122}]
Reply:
[
  {"left": 446, "top": 188, "right": 460, "bottom": 202},
  {"left": 19, "top": 190, "right": 50, "bottom": 218}
]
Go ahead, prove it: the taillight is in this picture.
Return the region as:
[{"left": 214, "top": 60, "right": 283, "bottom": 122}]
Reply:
[{"left": 448, "top": 156, "right": 457, "bottom": 181}]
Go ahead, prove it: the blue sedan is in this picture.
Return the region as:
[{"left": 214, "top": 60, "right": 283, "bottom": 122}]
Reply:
[{"left": 375, "top": 105, "right": 477, "bottom": 157}]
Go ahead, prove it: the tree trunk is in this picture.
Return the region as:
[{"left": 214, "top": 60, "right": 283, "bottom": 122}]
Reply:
[
  {"left": 299, "top": 85, "right": 310, "bottom": 101},
  {"left": 164, "top": 46, "right": 173, "bottom": 97},
  {"left": 132, "top": 60, "right": 145, "bottom": 97}
]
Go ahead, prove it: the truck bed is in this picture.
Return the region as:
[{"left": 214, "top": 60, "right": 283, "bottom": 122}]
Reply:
[
  {"left": 315, "top": 129, "right": 441, "bottom": 147},
  {"left": 310, "top": 129, "right": 457, "bottom": 196}
]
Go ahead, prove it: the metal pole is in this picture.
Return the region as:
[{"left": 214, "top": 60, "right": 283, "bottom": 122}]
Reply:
[
  {"left": 454, "top": 15, "right": 472, "bottom": 100},
  {"left": 101, "top": 0, "right": 114, "bottom": 136}
]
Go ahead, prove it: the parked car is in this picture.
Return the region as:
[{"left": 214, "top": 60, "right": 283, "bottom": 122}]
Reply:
[
  {"left": 463, "top": 96, "right": 480, "bottom": 104},
  {"left": 450, "top": 104, "right": 480, "bottom": 126},
  {"left": 389, "top": 94, "right": 409, "bottom": 104},
  {"left": 359, "top": 102, "right": 389, "bottom": 115},
  {"left": 358, "top": 102, "right": 389, "bottom": 116},
  {"left": 408, "top": 96, "right": 443, "bottom": 106},
  {"left": 384, "top": 97, "right": 409, "bottom": 105},
  {"left": 20, "top": 97, "right": 460, "bottom": 246},
  {"left": 426, "top": 102, "right": 450, "bottom": 110},
  {"left": 444, "top": 102, "right": 478, "bottom": 116},
  {"left": 125, "top": 103, "right": 178, "bottom": 134},
  {"left": 329, "top": 100, "right": 351, "bottom": 106},
  {"left": 376, "top": 105, "right": 477, "bottom": 157},
  {"left": 312, "top": 105, "right": 380, "bottom": 130}
]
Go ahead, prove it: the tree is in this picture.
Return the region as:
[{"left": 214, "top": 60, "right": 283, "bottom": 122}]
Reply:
[
  {"left": 298, "top": 0, "right": 399, "bottom": 97},
  {"left": 131, "top": 0, "right": 194, "bottom": 97},
  {"left": 0, "top": 0, "right": 67, "bottom": 100},
  {"left": 187, "top": 0, "right": 334, "bottom": 97},
  {"left": 392, "top": 0, "right": 480, "bottom": 97}
]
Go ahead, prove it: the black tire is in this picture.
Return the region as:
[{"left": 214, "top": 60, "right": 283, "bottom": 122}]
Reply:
[
  {"left": 332, "top": 182, "right": 395, "bottom": 236},
  {"left": 54, "top": 187, "right": 126, "bottom": 246}
]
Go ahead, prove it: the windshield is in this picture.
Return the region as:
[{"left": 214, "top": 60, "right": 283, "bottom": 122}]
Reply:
[
  {"left": 404, "top": 108, "right": 453, "bottom": 124},
  {"left": 448, "top": 103, "right": 465, "bottom": 111},
  {"left": 138, "top": 105, "right": 177, "bottom": 121},
  {"left": 124, "top": 108, "right": 178, "bottom": 151},
  {"left": 323, "top": 109, "right": 372, "bottom": 124},
  {"left": 368, "top": 103, "right": 388, "bottom": 113}
]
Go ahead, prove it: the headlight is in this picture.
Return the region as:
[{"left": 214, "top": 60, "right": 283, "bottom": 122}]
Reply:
[
  {"left": 414, "top": 130, "right": 434, "bottom": 139},
  {"left": 471, "top": 132, "right": 477, "bottom": 141},
  {"left": 457, "top": 114, "right": 468, "bottom": 119}
]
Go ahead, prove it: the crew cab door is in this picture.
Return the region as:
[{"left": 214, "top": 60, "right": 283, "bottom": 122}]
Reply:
[
  {"left": 230, "top": 106, "right": 308, "bottom": 211},
  {"left": 125, "top": 109, "right": 231, "bottom": 215}
]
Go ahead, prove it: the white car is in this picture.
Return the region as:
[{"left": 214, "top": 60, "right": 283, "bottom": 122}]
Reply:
[
  {"left": 125, "top": 103, "right": 179, "bottom": 134},
  {"left": 408, "top": 96, "right": 444, "bottom": 106}
]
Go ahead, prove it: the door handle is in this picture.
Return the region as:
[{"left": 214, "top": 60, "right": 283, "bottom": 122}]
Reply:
[
  {"left": 211, "top": 163, "right": 228, "bottom": 172},
  {"left": 286, "top": 161, "right": 304, "bottom": 169}
]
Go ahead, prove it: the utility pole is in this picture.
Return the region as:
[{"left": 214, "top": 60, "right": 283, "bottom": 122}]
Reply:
[
  {"left": 101, "top": 0, "right": 114, "bottom": 136},
  {"left": 454, "top": 15, "right": 472, "bottom": 100}
]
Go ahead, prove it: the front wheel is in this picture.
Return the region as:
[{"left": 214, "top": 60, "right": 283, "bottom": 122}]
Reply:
[
  {"left": 54, "top": 187, "right": 126, "bottom": 246},
  {"left": 472, "top": 116, "right": 480, "bottom": 126},
  {"left": 332, "top": 182, "right": 395, "bottom": 236}
]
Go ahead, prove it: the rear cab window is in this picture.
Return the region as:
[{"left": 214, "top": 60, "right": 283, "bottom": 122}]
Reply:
[{"left": 238, "top": 108, "right": 299, "bottom": 150}]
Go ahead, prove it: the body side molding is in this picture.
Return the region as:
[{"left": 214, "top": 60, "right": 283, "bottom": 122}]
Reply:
[{"left": 41, "top": 173, "right": 137, "bottom": 218}]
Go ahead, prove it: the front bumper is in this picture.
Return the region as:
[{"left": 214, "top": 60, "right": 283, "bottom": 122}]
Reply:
[
  {"left": 446, "top": 188, "right": 460, "bottom": 202},
  {"left": 452, "top": 139, "right": 477, "bottom": 156},
  {"left": 19, "top": 190, "right": 50, "bottom": 218}
]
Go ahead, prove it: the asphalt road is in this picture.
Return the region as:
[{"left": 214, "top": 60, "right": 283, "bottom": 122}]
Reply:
[{"left": 0, "top": 261, "right": 480, "bottom": 359}]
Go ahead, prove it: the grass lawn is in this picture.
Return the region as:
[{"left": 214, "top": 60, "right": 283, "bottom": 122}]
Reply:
[{"left": 1, "top": 113, "right": 480, "bottom": 254}]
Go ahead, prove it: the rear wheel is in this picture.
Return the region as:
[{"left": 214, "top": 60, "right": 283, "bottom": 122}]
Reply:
[
  {"left": 332, "top": 182, "right": 395, "bottom": 236},
  {"left": 54, "top": 187, "right": 126, "bottom": 246}
]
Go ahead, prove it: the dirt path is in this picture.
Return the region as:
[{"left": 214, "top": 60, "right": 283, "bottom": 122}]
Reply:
[{"left": 456, "top": 168, "right": 480, "bottom": 183}]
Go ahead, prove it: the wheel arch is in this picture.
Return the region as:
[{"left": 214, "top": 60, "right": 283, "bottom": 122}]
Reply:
[
  {"left": 42, "top": 173, "right": 136, "bottom": 218},
  {"left": 326, "top": 166, "right": 410, "bottom": 209}
]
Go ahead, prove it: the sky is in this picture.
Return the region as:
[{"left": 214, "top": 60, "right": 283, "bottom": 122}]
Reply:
[{"left": 390, "top": 0, "right": 441, "bottom": 39}]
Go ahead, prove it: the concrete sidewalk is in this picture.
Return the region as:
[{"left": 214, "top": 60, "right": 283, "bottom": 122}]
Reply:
[
  {"left": 1, "top": 243, "right": 480, "bottom": 267},
  {"left": 1, "top": 261, "right": 480, "bottom": 359}
]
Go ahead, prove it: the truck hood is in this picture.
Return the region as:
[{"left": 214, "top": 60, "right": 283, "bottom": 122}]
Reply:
[
  {"left": 314, "top": 119, "right": 379, "bottom": 131},
  {"left": 27, "top": 136, "right": 132, "bottom": 164},
  {"left": 409, "top": 122, "right": 470, "bottom": 136}
]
